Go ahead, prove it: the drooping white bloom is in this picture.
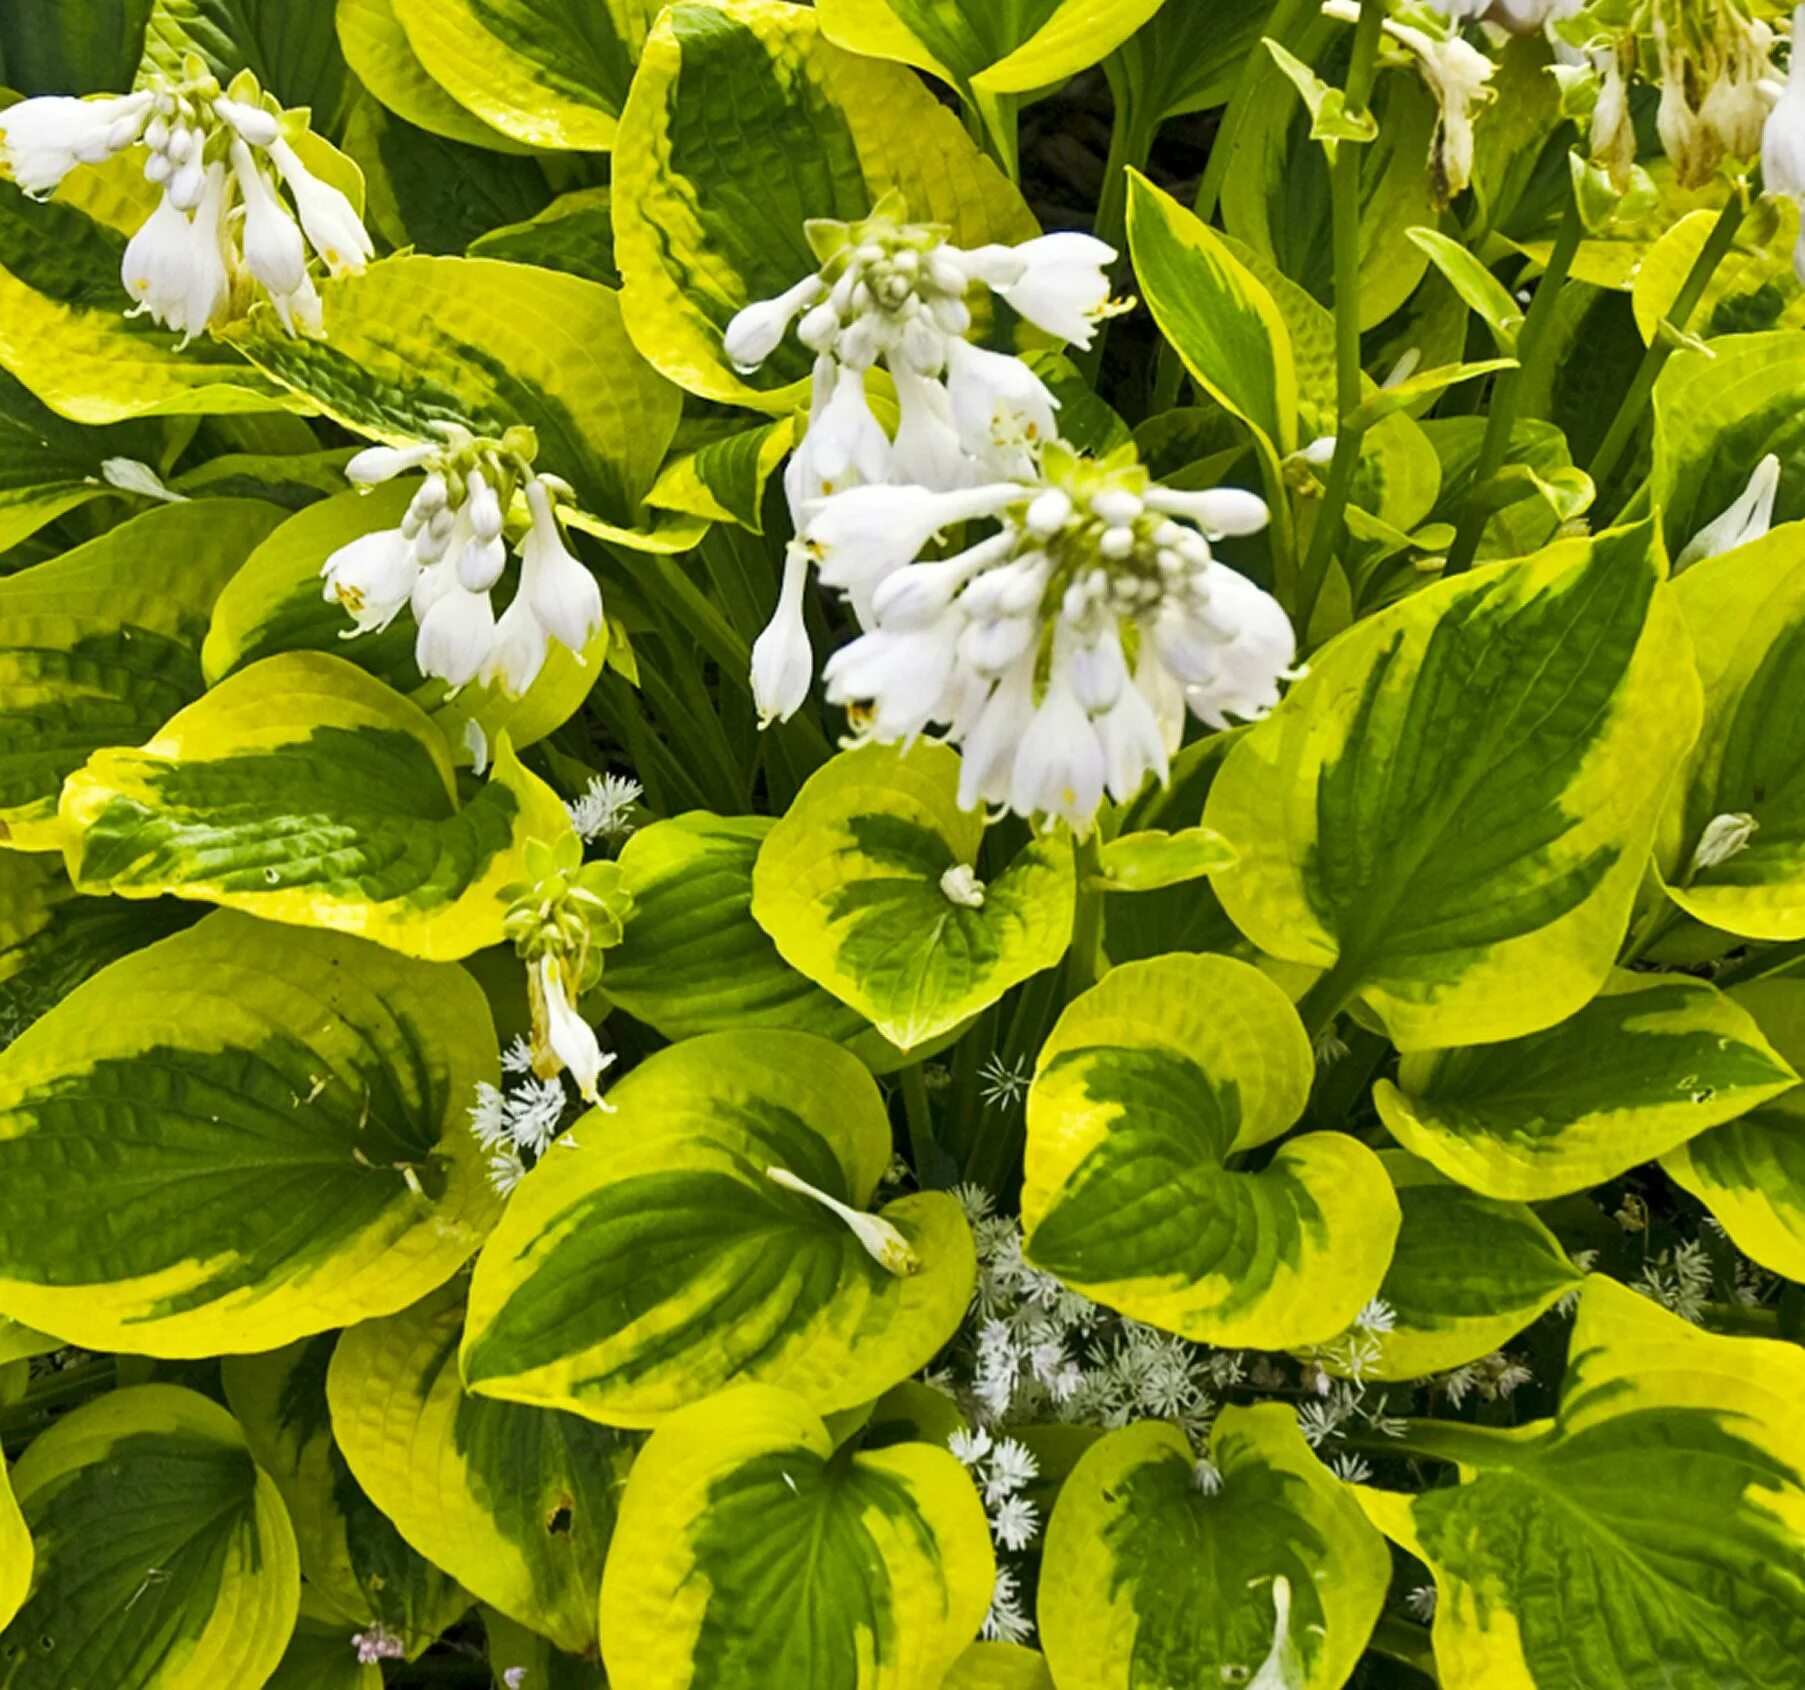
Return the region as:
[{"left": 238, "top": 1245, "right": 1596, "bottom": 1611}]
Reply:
[
  {"left": 799, "top": 445, "right": 1289, "bottom": 833},
  {"left": 0, "top": 91, "right": 152, "bottom": 196},
  {"left": 231, "top": 137, "right": 315, "bottom": 330},
  {"left": 986, "top": 232, "right": 1116, "bottom": 348},
  {"left": 176, "top": 162, "right": 232, "bottom": 343},
  {"left": 537, "top": 953, "right": 611, "bottom": 1104},
  {"left": 1676, "top": 453, "right": 1781, "bottom": 569},
  {"left": 750, "top": 543, "right": 815, "bottom": 725},
  {"left": 120, "top": 189, "right": 201, "bottom": 332},
  {"left": 725, "top": 272, "right": 828, "bottom": 370},
  {"left": 1692, "top": 810, "right": 1759, "bottom": 872},
  {"left": 766, "top": 1165, "right": 922, "bottom": 1276},
  {"left": 321, "top": 526, "right": 419, "bottom": 633},
  {"left": 481, "top": 594, "right": 549, "bottom": 696},
  {"left": 520, "top": 478, "right": 603, "bottom": 652},
  {"left": 415, "top": 576, "right": 496, "bottom": 689},
  {"left": 946, "top": 338, "right": 1060, "bottom": 470},
  {"left": 266, "top": 134, "right": 374, "bottom": 274}
]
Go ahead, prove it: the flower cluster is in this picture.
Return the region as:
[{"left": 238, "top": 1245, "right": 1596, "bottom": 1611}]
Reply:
[
  {"left": 947, "top": 1425, "right": 1041, "bottom": 1642},
  {"left": 0, "top": 61, "right": 371, "bottom": 341},
  {"left": 567, "top": 772, "right": 643, "bottom": 845},
  {"left": 469, "top": 1037, "right": 586, "bottom": 1197},
  {"left": 351, "top": 1626, "right": 406, "bottom": 1666},
  {"left": 321, "top": 426, "right": 602, "bottom": 698},
  {"left": 793, "top": 445, "right": 1291, "bottom": 831},
  {"left": 726, "top": 192, "right": 1121, "bottom": 519},
  {"left": 1549, "top": 0, "right": 1783, "bottom": 191}
]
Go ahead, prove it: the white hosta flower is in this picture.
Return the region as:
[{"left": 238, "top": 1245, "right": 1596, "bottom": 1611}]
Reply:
[
  {"left": 415, "top": 575, "right": 496, "bottom": 689},
  {"left": 750, "top": 543, "right": 815, "bottom": 726},
  {"left": 214, "top": 95, "right": 280, "bottom": 147},
  {"left": 175, "top": 162, "right": 231, "bottom": 343},
  {"left": 347, "top": 441, "right": 437, "bottom": 485},
  {"left": 231, "top": 140, "right": 304, "bottom": 294},
  {"left": 537, "top": 953, "right": 611, "bottom": 1104},
  {"left": 766, "top": 1165, "right": 921, "bottom": 1276},
  {"left": 946, "top": 338, "right": 1059, "bottom": 466},
  {"left": 802, "top": 445, "right": 1287, "bottom": 831},
  {"left": 724, "top": 272, "right": 828, "bottom": 370},
  {"left": 0, "top": 91, "right": 152, "bottom": 196},
  {"left": 987, "top": 232, "right": 1117, "bottom": 349},
  {"left": 120, "top": 190, "right": 201, "bottom": 331},
  {"left": 481, "top": 595, "right": 549, "bottom": 696},
  {"left": 728, "top": 197, "right": 1123, "bottom": 516},
  {"left": 321, "top": 526, "right": 419, "bottom": 633},
  {"left": 1676, "top": 453, "right": 1781, "bottom": 569},
  {"left": 520, "top": 479, "right": 603, "bottom": 653},
  {"left": 266, "top": 134, "right": 373, "bottom": 274}
]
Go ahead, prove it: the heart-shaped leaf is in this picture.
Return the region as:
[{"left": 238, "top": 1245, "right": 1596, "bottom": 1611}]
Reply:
[
  {"left": 462, "top": 1029, "right": 974, "bottom": 1425},
  {"left": 1307, "top": 1152, "right": 1585, "bottom": 1383},
  {"left": 0, "top": 498, "right": 283, "bottom": 848},
  {"left": 329, "top": 1280, "right": 637, "bottom": 1655},
  {"left": 221, "top": 1334, "right": 469, "bottom": 1656},
  {"left": 1207, "top": 521, "right": 1699, "bottom": 1049},
  {"left": 599, "top": 1384, "right": 993, "bottom": 1690},
  {"left": 1374, "top": 970, "right": 1796, "bottom": 1199},
  {"left": 1664, "top": 977, "right": 1805, "bottom": 1281},
  {"left": 943, "top": 1644, "right": 1055, "bottom": 1690},
  {"left": 752, "top": 741, "right": 1074, "bottom": 1052},
  {"left": 2, "top": 1385, "right": 299, "bottom": 1690},
  {"left": 614, "top": 0, "right": 1037, "bottom": 408},
  {"left": 606, "top": 811, "right": 927, "bottom": 1072},
  {"left": 1039, "top": 1405, "right": 1389, "bottom": 1690},
  {"left": 0, "top": 911, "right": 501, "bottom": 1355},
  {"left": 1023, "top": 953, "right": 1399, "bottom": 1349},
  {"left": 1359, "top": 1276, "right": 1805, "bottom": 1690},
  {"left": 58, "top": 650, "right": 575, "bottom": 962}
]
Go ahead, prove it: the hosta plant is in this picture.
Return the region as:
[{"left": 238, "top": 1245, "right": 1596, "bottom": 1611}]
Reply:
[{"left": 5, "top": 0, "right": 1805, "bottom": 1686}]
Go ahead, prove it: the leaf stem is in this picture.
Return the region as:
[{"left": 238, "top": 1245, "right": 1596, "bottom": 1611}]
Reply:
[
  {"left": 1064, "top": 833, "right": 1107, "bottom": 1000},
  {"left": 1081, "top": 100, "right": 1158, "bottom": 382},
  {"left": 1586, "top": 184, "right": 1750, "bottom": 505},
  {"left": 1294, "top": 0, "right": 1389, "bottom": 637},
  {"left": 900, "top": 1064, "right": 949, "bottom": 1190},
  {"left": 1444, "top": 185, "right": 1586, "bottom": 577}
]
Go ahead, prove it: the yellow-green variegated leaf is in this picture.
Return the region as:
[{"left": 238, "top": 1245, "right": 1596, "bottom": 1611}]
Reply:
[
  {"left": 1310, "top": 1153, "right": 1584, "bottom": 1382},
  {"left": 329, "top": 1280, "right": 637, "bottom": 1655},
  {"left": 1633, "top": 204, "right": 1805, "bottom": 348},
  {"left": 817, "top": 0, "right": 1163, "bottom": 170},
  {"left": 0, "top": 1445, "right": 27, "bottom": 1636},
  {"left": 0, "top": 1316, "right": 59, "bottom": 1366},
  {"left": 606, "top": 812, "right": 925, "bottom": 1073},
  {"left": 1373, "top": 970, "right": 1796, "bottom": 1199},
  {"left": 220, "top": 1335, "right": 469, "bottom": 1656},
  {"left": 0, "top": 498, "right": 284, "bottom": 850},
  {"left": 336, "top": 0, "right": 538, "bottom": 152},
  {"left": 462, "top": 1030, "right": 974, "bottom": 1426},
  {"left": 389, "top": 0, "right": 654, "bottom": 150},
  {"left": 0, "top": 911, "right": 501, "bottom": 1356},
  {"left": 599, "top": 1385, "right": 993, "bottom": 1690},
  {"left": 942, "top": 1644, "right": 1055, "bottom": 1690},
  {"left": 200, "top": 484, "right": 607, "bottom": 765},
  {"left": 1657, "top": 522, "right": 1805, "bottom": 937},
  {"left": 228, "top": 256, "right": 681, "bottom": 533},
  {"left": 0, "top": 846, "right": 197, "bottom": 1043},
  {"left": 1126, "top": 172, "right": 1297, "bottom": 461},
  {"left": 1664, "top": 978, "right": 1805, "bottom": 1280},
  {"left": 0, "top": 178, "right": 288, "bottom": 425},
  {"left": 1039, "top": 1405, "right": 1388, "bottom": 1690},
  {"left": 645, "top": 415, "right": 797, "bottom": 533},
  {"left": 1206, "top": 522, "right": 1699, "bottom": 1050},
  {"left": 1358, "top": 1275, "right": 1805, "bottom": 1690},
  {"left": 1023, "top": 954, "right": 1399, "bottom": 1348},
  {"left": 1652, "top": 331, "right": 1805, "bottom": 555},
  {"left": 614, "top": 0, "right": 1037, "bottom": 409},
  {"left": 3, "top": 1385, "right": 299, "bottom": 1690},
  {"left": 58, "top": 651, "right": 575, "bottom": 960},
  {"left": 751, "top": 742, "right": 1074, "bottom": 1052}
]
